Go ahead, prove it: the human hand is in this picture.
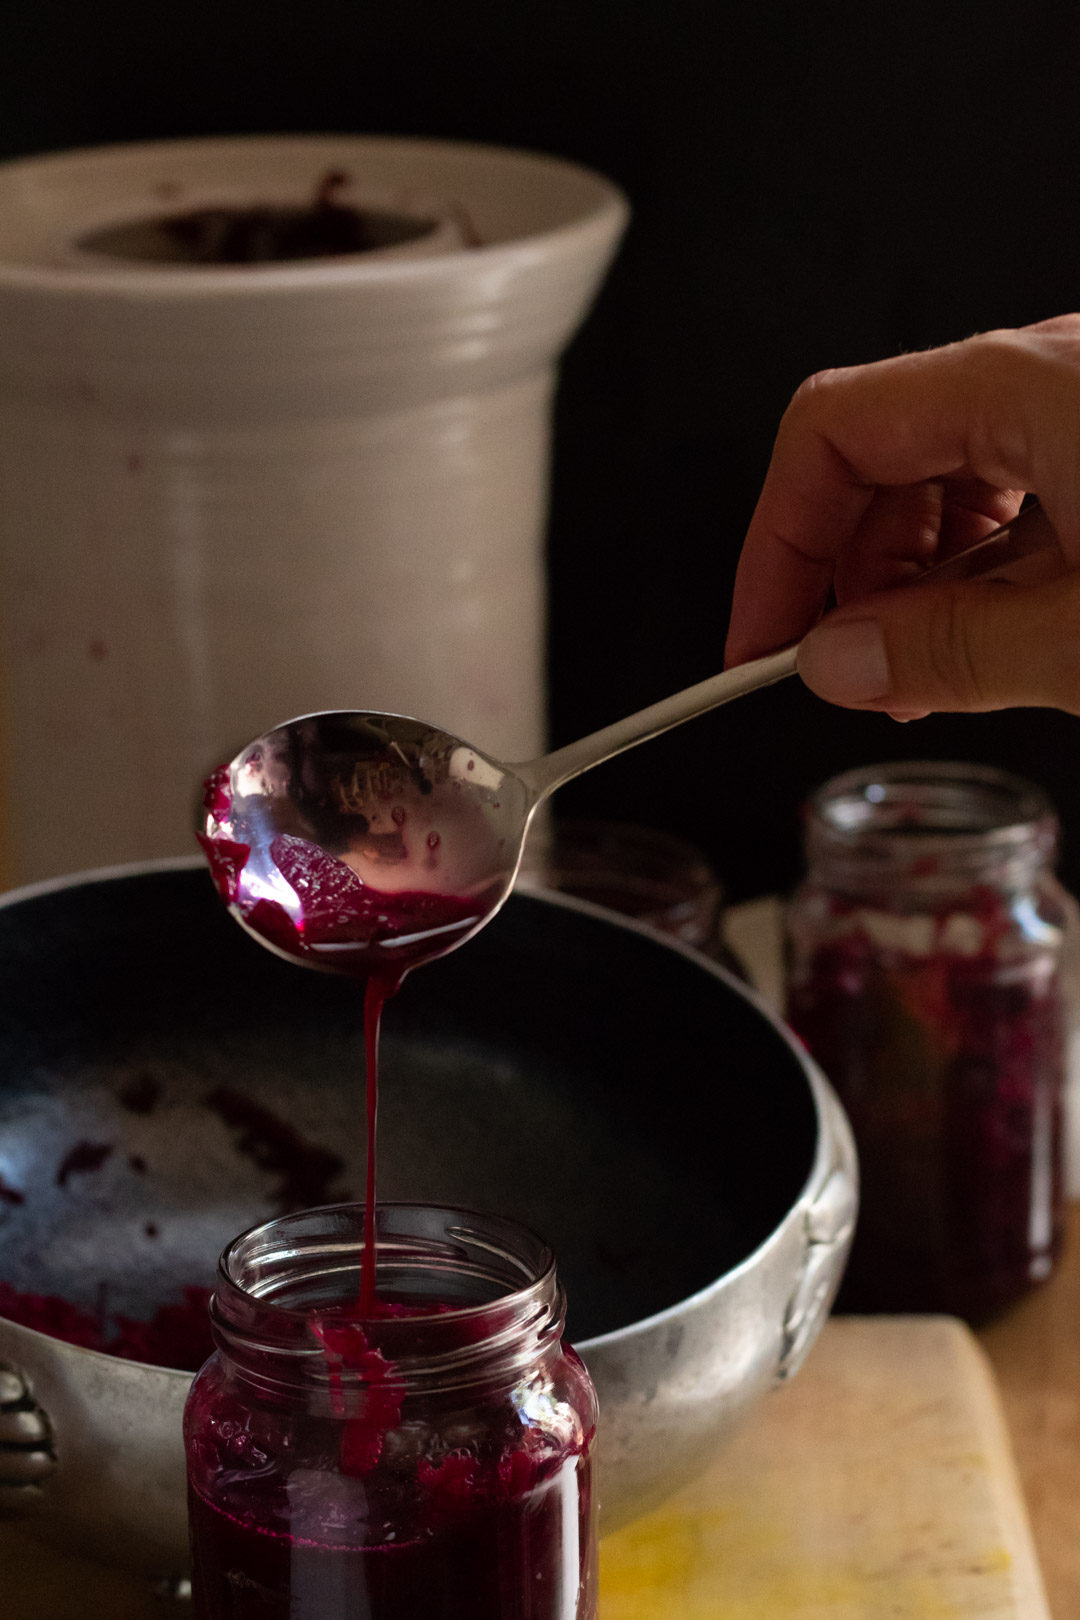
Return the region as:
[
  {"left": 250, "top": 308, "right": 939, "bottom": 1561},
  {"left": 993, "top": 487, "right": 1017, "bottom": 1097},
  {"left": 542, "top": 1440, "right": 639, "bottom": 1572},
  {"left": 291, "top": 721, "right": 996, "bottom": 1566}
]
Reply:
[{"left": 724, "top": 316, "right": 1080, "bottom": 716}]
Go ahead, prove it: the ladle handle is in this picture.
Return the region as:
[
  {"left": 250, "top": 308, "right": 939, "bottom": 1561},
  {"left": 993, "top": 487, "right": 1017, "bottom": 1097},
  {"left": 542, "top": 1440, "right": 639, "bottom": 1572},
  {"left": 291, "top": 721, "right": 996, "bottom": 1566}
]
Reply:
[
  {"left": 520, "top": 645, "right": 799, "bottom": 799},
  {"left": 518, "top": 500, "right": 1062, "bottom": 801}
]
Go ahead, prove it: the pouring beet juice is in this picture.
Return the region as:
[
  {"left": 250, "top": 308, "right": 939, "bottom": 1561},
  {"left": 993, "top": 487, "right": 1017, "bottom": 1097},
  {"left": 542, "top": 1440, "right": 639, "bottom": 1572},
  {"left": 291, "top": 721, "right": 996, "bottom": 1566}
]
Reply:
[
  {"left": 197, "top": 727, "right": 513, "bottom": 1315},
  {"left": 189, "top": 740, "right": 598, "bottom": 1618}
]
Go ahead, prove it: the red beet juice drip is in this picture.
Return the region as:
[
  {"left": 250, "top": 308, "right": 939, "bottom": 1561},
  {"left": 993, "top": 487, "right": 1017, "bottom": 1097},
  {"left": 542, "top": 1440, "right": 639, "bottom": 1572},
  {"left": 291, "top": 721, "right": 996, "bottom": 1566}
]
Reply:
[
  {"left": 359, "top": 973, "right": 394, "bottom": 1318},
  {"left": 200, "top": 803, "right": 498, "bottom": 1320}
]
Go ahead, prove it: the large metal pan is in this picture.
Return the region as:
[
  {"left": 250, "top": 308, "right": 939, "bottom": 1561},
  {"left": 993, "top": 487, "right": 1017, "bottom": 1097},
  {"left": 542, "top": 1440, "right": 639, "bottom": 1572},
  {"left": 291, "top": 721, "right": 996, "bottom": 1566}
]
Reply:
[{"left": 0, "top": 859, "right": 855, "bottom": 1585}]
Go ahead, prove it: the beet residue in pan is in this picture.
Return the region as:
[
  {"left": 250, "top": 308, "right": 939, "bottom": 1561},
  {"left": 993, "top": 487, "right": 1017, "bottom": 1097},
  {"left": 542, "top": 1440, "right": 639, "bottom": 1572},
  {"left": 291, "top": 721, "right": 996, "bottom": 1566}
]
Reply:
[
  {"left": 0, "top": 1060, "right": 351, "bottom": 1370},
  {"left": 205, "top": 1085, "right": 348, "bottom": 1210},
  {"left": 55, "top": 1140, "right": 114, "bottom": 1188},
  {"left": 0, "top": 1281, "right": 214, "bottom": 1371}
]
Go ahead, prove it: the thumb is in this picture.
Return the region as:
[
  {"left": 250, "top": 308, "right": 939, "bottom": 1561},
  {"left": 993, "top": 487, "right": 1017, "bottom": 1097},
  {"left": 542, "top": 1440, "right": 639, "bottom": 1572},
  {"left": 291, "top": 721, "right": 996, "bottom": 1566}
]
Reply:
[{"left": 796, "top": 573, "right": 1080, "bottom": 716}]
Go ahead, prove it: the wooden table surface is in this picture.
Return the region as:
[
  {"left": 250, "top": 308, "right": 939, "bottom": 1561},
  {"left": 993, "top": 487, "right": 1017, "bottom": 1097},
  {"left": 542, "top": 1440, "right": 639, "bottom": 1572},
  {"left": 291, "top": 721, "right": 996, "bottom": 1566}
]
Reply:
[
  {"left": 978, "top": 1201, "right": 1080, "bottom": 1619},
  {"left": 600, "top": 1315, "right": 1049, "bottom": 1618}
]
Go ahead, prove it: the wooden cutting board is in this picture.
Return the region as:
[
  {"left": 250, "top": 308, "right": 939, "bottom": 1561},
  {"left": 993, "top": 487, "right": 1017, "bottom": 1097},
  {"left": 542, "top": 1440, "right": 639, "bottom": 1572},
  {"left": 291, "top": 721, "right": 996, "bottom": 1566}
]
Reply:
[
  {"left": 2, "top": 1317, "right": 1049, "bottom": 1617},
  {"left": 601, "top": 1316, "right": 1050, "bottom": 1618}
]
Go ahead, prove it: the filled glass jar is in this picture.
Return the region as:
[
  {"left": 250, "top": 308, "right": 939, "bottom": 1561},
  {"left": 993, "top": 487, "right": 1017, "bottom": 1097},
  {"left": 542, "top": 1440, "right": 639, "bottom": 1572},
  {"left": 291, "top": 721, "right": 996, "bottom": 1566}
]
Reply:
[
  {"left": 785, "top": 762, "right": 1074, "bottom": 1321},
  {"left": 185, "top": 1203, "right": 598, "bottom": 1619},
  {"left": 518, "top": 819, "right": 728, "bottom": 957}
]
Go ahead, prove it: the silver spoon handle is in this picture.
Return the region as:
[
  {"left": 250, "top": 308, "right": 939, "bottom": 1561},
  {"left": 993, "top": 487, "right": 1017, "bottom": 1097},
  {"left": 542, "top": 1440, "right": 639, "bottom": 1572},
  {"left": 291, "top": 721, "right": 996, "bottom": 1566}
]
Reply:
[
  {"left": 516, "top": 500, "right": 1062, "bottom": 801},
  {"left": 519, "top": 645, "right": 798, "bottom": 798}
]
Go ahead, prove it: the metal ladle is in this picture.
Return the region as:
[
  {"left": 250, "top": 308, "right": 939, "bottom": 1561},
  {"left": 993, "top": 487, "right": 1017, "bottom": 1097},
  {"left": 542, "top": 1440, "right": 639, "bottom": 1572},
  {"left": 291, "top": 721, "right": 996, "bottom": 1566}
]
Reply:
[{"left": 200, "top": 501, "right": 1062, "bottom": 976}]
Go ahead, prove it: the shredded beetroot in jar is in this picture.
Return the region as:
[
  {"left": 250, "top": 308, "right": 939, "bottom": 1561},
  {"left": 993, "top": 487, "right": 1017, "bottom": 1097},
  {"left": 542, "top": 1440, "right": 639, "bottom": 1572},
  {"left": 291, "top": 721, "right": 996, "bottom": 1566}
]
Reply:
[
  {"left": 787, "top": 884, "right": 1067, "bottom": 1319},
  {"left": 788, "top": 762, "right": 1072, "bottom": 1322},
  {"left": 186, "top": 1293, "right": 595, "bottom": 1620}
]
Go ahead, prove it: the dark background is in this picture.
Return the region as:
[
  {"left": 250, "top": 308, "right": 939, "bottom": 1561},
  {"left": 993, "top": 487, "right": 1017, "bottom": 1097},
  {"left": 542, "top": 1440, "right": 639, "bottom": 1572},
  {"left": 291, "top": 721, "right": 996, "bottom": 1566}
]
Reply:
[{"left": 6, "top": 0, "right": 1080, "bottom": 901}]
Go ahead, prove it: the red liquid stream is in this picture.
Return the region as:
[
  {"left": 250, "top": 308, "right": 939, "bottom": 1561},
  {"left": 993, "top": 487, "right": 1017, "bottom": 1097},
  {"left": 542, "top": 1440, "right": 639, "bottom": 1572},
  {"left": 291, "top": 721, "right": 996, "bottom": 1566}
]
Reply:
[
  {"left": 200, "top": 817, "right": 502, "bottom": 1316},
  {"left": 360, "top": 974, "right": 393, "bottom": 1318}
]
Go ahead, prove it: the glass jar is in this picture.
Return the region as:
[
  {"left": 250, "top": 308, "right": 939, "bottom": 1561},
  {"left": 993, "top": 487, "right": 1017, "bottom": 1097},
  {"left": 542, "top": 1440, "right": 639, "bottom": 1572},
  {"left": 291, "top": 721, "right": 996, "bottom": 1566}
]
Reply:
[
  {"left": 518, "top": 819, "right": 727, "bottom": 956},
  {"left": 185, "top": 1203, "right": 598, "bottom": 1620},
  {"left": 785, "top": 761, "right": 1073, "bottom": 1322}
]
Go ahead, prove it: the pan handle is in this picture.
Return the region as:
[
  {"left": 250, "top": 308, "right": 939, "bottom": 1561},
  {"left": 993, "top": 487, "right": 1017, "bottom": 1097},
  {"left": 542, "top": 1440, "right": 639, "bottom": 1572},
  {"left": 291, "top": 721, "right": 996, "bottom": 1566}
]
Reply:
[
  {"left": 0, "top": 1360, "right": 57, "bottom": 1518},
  {"left": 776, "top": 1084, "right": 858, "bottom": 1382}
]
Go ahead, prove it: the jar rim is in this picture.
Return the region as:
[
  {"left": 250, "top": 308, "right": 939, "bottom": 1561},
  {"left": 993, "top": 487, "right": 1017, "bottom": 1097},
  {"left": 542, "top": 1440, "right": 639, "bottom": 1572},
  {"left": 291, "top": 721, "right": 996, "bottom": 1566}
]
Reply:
[
  {"left": 808, "top": 760, "right": 1056, "bottom": 847},
  {"left": 803, "top": 760, "right": 1059, "bottom": 897},
  {"left": 221, "top": 1200, "right": 555, "bottom": 1313},
  {"left": 212, "top": 1201, "right": 562, "bottom": 1389}
]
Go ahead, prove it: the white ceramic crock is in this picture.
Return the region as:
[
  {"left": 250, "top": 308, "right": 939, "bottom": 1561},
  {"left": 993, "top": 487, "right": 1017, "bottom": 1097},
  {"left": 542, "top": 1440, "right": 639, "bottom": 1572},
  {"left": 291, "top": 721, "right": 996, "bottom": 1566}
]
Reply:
[{"left": 0, "top": 135, "right": 628, "bottom": 885}]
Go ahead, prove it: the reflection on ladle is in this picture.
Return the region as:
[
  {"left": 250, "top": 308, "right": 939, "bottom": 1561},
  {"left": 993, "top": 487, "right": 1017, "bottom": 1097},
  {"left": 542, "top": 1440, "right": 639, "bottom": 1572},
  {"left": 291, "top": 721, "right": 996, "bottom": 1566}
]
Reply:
[{"left": 199, "top": 501, "right": 1061, "bottom": 978}]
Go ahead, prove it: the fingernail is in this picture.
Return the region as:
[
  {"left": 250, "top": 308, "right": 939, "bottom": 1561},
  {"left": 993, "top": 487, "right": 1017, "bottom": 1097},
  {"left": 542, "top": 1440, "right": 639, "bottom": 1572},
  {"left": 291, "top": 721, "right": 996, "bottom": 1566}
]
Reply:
[
  {"left": 887, "top": 708, "right": 931, "bottom": 723},
  {"left": 797, "top": 619, "right": 891, "bottom": 704}
]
